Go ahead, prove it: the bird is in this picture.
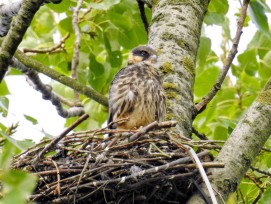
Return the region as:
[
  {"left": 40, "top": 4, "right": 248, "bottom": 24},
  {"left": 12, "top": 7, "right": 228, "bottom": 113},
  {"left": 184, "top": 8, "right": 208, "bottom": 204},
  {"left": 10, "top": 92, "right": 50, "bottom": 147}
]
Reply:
[{"left": 108, "top": 45, "right": 166, "bottom": 131}]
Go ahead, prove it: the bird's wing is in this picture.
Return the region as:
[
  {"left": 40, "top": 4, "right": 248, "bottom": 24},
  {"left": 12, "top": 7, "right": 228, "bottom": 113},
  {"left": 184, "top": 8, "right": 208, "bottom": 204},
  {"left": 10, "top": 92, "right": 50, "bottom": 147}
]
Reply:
[{"left": 108, "top": 66, "right": 138, "bottom": 128}]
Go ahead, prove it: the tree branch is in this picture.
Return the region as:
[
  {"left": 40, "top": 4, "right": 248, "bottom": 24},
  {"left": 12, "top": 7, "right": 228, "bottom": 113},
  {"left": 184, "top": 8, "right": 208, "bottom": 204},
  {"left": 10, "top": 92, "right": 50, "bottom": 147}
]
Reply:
[
  {"left": 0, "top": 1, "right": 21, "bottom": 37},
  {"left": 14, "top": 50, "right": 109, "bottom": 107},
  {"left": 71, "top": 0, "right": 83, "bottom": 101},
  {"left": 32, "top": 113, "right": 89, "bottom": 166},
  {"left": 22, "top": 33, "right": 70, "bottom": 53},
  {"left": 194, "top": 0, "right": 249, "bottom": 115},
  {"left": 136, "top": 0, "right": 149, "bottom": 34},
  {"left": 11, "top": 57, "right": 85, "bottom": 118},
  {"left": 0, "top": 0, "right": 44, "bottom": 82},
  {"left": 187, "top": 77, "right": 271, "bottom": 203}
]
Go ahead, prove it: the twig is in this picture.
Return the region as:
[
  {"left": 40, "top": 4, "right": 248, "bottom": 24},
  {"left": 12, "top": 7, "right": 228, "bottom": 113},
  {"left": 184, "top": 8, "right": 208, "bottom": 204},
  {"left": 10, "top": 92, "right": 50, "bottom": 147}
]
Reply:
[
  {"left": 129, "top": 120, "right": 177, "bottom": 142},
  {"left": 261, "top": 147, "right": 271, "bottom": 152},
  {"left": 10, "top": 57, "right": 85, "bottom": 118},
  {"left": 172, "top": 162, "right": 224, "bottom": 169},
  {"left": 195, "top": 0, "right": 250, "bottom": 114},
  {"left": 32, "top": 113, "right": 89, "bottom": 166},
  {"left": 250, "top": 166, "right": 271, "bottom": 177},
  {"left": 14, "top": 50, "right": 108, "bottom": 106},
  {"left": 187, "top": 146, "right": 218, "bottom": 204},
  {"left": 73, "top": 154, "right": 92, "bottom": 203},
  {"left": 71, "top": 0, "right": 83, "bottom": 102},
  {"left": 22, "top": 33, "right": 70, "bottom": 53},
  {"left": 136, "top": 0, "right": 149, "bottom": 34},
  {"left": 192, "top": 127, "right": 208, "bottom": 140},
  {"left": 71, "top": 150, "right": 209, "bottom": 188},
  {"left": 52, "top": 160, "right": 61, "bottom": 195}
]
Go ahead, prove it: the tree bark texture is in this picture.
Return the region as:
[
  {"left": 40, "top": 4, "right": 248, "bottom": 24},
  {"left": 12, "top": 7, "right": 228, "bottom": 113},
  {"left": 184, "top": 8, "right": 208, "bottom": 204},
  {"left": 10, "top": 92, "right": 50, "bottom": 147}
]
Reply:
[
  {"left": 0, "top": 0, "right": 44, "bottom": 82},
  {"left": 148, "top": 0, "right": 209, "bottom": 137},
  {"left": 187, "top": 80, "right": 271, "bottom": 203}
]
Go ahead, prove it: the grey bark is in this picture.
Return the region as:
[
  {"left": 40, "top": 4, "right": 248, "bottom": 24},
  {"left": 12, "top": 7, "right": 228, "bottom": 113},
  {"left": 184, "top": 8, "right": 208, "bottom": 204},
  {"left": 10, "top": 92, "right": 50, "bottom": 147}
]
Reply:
[
  {"left": 0, "top": 0, "right": 44, "bottom": 82},
  {"left": 187, "top": 80, "right": 271, "bottom": 203},
  {"left": 148, "top": 0, "right": 209, "bottom": 137}
]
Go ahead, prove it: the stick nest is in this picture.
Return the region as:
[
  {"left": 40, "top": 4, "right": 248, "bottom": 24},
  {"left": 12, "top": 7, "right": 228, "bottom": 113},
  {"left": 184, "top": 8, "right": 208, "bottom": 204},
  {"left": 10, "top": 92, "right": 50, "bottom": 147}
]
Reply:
[{"left": 11, "top": 121, "right": 220, "bottom": 204}]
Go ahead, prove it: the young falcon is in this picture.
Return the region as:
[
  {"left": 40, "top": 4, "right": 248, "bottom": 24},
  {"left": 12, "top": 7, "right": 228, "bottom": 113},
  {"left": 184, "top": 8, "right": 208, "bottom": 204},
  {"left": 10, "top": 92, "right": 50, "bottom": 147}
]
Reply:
[{"left": 108, "top": 45, "right": 166, "bottom": 130}]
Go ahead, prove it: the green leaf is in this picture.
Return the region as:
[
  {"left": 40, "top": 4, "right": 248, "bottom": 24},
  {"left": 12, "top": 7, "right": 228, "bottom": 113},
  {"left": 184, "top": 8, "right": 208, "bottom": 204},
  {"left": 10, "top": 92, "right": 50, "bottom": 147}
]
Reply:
[
  {"left": 0, "top": 96, "right": 9, "bottom": 117},
  {"left": 46, "top": 0, "right": 71, "bottom": 13},
  {"left": 204, "top": 0, "right": 228, "bottom": 26},
  {"left": 0, "top": 170, "right": 37, "bottom": 204},
  {"left": 258, "top": 187, "right": 271, "bottom": 204},
  {"left": 248, "top": 31, "right": 271, "bottom": 59},
  {"left": 196, "top": 37, "right": 211, "bottom": 73},
  {"left": 23, "top": 114, "right": 38, "bottom": 125},
  {"left": 259, "top": 50, "right": 271, "bottom": 79},
  {"left": 248, "top": 1, "right": 269, "bottom": 34},
  {"left": 208, "top": 0, "right": 229, "bottom": 14},
  {"left": 89, "top": 0, "right": 121, "bottom": 10},
  {"left": 108, "top": 50, "right": 123, "bottom": 68},
  {"left": 194, "top": 66, "right": 220, "bottom": 97},
  {"left": 103, "top": 33, "right": 112, "bottom": 54},
  {"left": 204, "top": 12, "right": 225, "bottom": 25},
  {"left": 213, "top": 125, "right": 228, "bottom": 140},
  {"left": 88, "top": 53, "right": 106, "bottom": 91},
  {"left": 0, "top": 80, "right": 10, "bottom": 96},
  {"left": 235, "top": 49, "right": 258, "bottom": 76},
  {"left": 58, "top": 17, "right": 73, "bottom": 32}
]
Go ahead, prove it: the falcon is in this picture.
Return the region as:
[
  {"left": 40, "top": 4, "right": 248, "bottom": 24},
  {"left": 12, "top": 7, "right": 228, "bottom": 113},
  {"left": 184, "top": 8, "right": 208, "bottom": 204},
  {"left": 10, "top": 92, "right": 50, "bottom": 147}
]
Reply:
[{"left": 108, "top": 45, "right": 166, "bottom": 130}]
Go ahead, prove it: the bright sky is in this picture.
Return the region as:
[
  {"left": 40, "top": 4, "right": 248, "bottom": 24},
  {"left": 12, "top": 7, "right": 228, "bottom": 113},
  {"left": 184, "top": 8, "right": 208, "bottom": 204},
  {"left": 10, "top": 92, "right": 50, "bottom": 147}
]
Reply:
[{"left": 0, "top": 0, "right": 270, "bottom": 142}]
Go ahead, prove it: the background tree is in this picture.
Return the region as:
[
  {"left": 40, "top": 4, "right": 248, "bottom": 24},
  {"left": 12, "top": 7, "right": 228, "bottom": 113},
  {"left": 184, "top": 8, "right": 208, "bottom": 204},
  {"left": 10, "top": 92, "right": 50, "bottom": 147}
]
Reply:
[{"left": 0, "top": 0, "right": 271, "bottom": 203}]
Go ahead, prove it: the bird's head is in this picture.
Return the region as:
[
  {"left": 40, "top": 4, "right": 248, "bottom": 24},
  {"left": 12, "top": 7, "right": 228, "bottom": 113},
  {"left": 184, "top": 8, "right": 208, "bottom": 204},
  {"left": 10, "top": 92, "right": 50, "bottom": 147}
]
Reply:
[{"left": 128, "top": 46, "right": 158, "bottom": 65}]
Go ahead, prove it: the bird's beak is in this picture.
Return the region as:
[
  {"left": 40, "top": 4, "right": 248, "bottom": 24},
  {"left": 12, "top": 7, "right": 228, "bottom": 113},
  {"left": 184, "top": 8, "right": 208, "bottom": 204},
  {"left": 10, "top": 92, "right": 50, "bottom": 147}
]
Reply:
[
  {"left": 149, "top": 54, "right": 158, "bottom": 63},
  {"left": 128, "top": 52, "right": 134, "bottom": 65}
]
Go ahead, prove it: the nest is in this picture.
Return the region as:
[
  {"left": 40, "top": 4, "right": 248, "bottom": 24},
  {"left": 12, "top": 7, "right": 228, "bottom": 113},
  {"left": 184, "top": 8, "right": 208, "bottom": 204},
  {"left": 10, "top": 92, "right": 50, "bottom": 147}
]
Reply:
[{"left": 11, "top": 119, "right": 223, "bottom": 204}]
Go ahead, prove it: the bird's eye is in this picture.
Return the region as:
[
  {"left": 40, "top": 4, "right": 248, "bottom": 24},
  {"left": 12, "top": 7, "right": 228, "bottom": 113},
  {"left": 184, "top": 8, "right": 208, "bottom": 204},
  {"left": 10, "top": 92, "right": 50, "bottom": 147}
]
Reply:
[{"left": 140, "top": 50, "right": 148, "bottom": 56}]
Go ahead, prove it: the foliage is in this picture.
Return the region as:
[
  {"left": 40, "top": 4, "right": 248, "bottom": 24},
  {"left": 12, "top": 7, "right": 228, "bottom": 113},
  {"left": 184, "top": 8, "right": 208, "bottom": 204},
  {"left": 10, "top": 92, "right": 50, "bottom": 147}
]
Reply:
[
  {"left": 0, "top": 131, "right": 36, "bottom": 204},
  {"left": 0, "top": 0, "right": 271, "bottom": 203},
  {"left": 194, "top": 0, "right": 271, "bottom": 202}
]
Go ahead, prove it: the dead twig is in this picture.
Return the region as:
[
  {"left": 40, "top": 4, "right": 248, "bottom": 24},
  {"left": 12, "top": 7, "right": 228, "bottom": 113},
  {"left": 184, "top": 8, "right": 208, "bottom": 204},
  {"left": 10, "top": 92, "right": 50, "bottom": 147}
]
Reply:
[
  {"left": 71, "top": 0, "right": 83, "bottom": 102},
  {"left": 129, "top": 120, "right": 177, "bottom": 141},
  {"left": 22, "top": 33, "right": 70, "bottom": 53},
  {"left": 31, "top": 113, "right": 89, "bottom": 166}
]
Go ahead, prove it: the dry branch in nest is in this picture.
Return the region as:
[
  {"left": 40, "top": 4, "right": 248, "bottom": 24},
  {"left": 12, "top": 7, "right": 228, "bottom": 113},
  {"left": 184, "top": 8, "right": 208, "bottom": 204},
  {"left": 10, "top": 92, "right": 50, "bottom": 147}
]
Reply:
[{"left": 11, "top": 120, "right": 224, "bottom": 204}]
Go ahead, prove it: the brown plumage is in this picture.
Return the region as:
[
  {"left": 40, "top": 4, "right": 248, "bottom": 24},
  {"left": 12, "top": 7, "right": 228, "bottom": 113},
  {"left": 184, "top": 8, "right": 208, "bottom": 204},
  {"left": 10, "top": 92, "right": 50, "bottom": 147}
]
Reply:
[{"left": 108, "top": 45, "right": 166, "bottom": 130}]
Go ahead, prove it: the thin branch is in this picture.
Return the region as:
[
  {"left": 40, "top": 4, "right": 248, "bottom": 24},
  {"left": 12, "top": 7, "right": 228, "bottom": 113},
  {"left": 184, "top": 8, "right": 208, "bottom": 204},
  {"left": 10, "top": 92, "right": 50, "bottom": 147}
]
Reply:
[
  {"left": 0, "top": 0, "right": 44, "bottom": 82},
  {"left": 129, "top": 120, "right": 177, "bottom": 142},
  {"left": 32, "top": 113, "right": 89, "bottom": 166},
  {"left": 136, "top": 0, "right": 149, "bottom": 34},
  {"left": 0, "top": 1, "right": 21, "bottom": 37},
  {"left": 192, "top": 126, "right": 208, "bottom": 140},
  {"left": 250, "top": 166, "right": 271, "bottom": 177},
  {"left": 70, "top": 150, "right": 209, "bottom": 188},
  {"left": 22, "top": 33, "right": 70, "bottom": 53},
  {"left": 71, "top": 0, "right": 83, "bottom": 101},
  {"left": 14, "top": 50, "right": 109, "bottom": 106},
  {"left": 194, "top": 0, "right": 249, "bottom": 114},
  {"left": 10, "top": 57, "right": 85, "bottom": 117},
  {"left": 51, "top": 160, "right": 61, "bottom": 195}
]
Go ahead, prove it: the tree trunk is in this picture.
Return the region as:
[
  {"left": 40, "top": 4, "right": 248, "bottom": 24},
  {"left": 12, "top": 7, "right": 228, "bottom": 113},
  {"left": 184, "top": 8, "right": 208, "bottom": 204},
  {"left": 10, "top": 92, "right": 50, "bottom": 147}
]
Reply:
[{"left": 148, "top": 0, "right": 209, "bottom": 137}]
